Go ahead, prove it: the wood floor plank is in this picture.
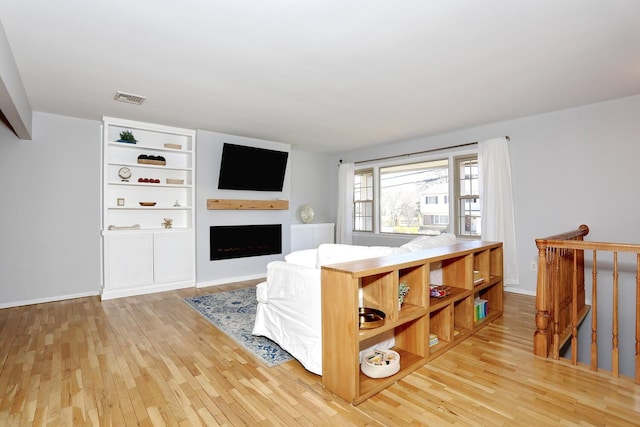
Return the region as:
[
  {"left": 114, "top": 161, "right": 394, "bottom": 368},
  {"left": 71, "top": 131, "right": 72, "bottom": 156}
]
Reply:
[{"left": 1, "top": 280, "right": 639, "bottom": 426}]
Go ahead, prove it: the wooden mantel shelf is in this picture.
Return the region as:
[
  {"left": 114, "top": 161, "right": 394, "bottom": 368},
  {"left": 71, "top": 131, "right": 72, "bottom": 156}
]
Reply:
[{"left": 207, "top": 199, "right": 289, "bottom": 210}]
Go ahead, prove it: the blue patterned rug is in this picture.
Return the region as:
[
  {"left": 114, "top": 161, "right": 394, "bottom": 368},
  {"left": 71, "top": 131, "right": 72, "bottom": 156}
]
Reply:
[{"left": 184, "top": 286, "right": 293, "bottom": 367}]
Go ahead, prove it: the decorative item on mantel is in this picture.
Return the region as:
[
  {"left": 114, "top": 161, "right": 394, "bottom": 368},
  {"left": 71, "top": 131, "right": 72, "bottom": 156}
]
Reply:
[
  {"left": 398, "top": 281, "right": 410, "bottom": 310},
  {"left": 161, "top": 218, "right": 173, "bottom": 229},
  {"left": 117, "top": 130, "right": 137, "bottom": 144},
  {"left": 299, "top": 204, "right": 315, "bottom": 224}
]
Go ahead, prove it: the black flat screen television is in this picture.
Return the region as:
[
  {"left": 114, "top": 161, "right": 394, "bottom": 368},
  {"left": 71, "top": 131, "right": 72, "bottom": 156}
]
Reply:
[{"left": 217, "top": 143, "right": 289, "bottom": 191}]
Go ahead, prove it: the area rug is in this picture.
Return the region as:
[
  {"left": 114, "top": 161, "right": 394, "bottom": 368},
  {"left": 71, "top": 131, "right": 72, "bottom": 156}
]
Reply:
[{"left": 184, "top": 287, "right": 293, "bottom": 367}]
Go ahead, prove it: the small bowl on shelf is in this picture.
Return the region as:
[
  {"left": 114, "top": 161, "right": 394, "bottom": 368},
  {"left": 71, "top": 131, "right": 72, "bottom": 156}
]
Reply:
[
  {"left": 361, "top": 349, "right": 400, "bottom": 378},
  {"left": 139, "top": 202, "right": 157, "bottom": 207},
  {"left": 359, "top": 307, "right": 385, "bottom": 329}
]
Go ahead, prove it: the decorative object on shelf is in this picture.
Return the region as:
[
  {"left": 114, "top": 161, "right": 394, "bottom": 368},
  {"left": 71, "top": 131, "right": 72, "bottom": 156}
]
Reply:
[
  {"left": 360, "top": 349, "right": 400, "bottom": 378},
  {"left": 139, "top": 202, "right": 156, "bottom": 206},
  {"left": 166, "top": 178, "right": 184, "bottom": 185},
  {"left": 137, "top": 154, "right": 166, "bottom": 165},
  {"left": 398, "top": 281, "right": 410, "bottom": 310},
  {"left": 173, "top": 200, "right": 180, "bottom": 207},
  {"left": 430, "top": 284, "right": 452, "bottom": 298},
  {"left": 164, "top": 143, "right": 182, "bottom": 150},
  {"left": 117, "top": 130, "right": 137, "bottom": 144},
  {"left": 161, "top": 218, "right": 173, "bottom": 229},
  {"left": 358, "top": 307, "right": 385, "bottom": 329},
  {"left": 137, "top": 178, "right": 161, "bottom": 183},
  {"left": 299, "top": 204, "right": 315, "bottom": 224},
  {"left": 473, "top": 270, "right": 484, "bottom": 285},
  {"left": 118, "top": 167, "right": 131, "bottom": 182},
  {"left": 117, "top": 198, "right": 125, "bottom": 206},
  {"left": 107, "top": 224, "right": 141, "bottom": 230}
]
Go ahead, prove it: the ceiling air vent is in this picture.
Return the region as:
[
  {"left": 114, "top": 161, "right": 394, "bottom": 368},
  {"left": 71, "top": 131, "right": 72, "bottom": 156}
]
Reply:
[{"left": 114, "top": 91, "right": 146, "bottom": 105}]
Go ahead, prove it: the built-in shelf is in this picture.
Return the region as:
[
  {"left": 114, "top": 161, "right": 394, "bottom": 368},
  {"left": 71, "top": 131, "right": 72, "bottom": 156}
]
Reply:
[
  {"left": 101, "top": 116, "right": 196, "bottom": 300},
  {"left": 206, "top": 199, "right": 289, "bottom": 210}
]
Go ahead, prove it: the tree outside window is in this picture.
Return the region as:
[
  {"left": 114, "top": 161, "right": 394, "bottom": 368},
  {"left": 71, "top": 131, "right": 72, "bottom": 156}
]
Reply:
[{"left": 379, "top": 159, "right": 449, "bottom": 235}]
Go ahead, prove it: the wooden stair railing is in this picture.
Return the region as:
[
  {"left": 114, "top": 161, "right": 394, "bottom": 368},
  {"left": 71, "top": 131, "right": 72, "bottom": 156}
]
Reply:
[{"left": 534, "top": 224, "right": 640, "bottom": 384}]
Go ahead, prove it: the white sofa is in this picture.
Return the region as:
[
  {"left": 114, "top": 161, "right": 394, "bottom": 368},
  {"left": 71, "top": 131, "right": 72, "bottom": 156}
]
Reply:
[{"left": 252, "top": 233, "right": 457, "bottom": 375}]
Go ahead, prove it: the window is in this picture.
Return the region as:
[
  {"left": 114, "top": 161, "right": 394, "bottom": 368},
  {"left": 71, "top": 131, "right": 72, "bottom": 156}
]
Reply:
[
  {"left": 353, "top": 152, "right": 479, "bottom": 238},
  {"left": 379, "top": 159, "right": 449, "bottom": 235},
  {"left": 354, "top": 169, "right": 374, "bottom": 232},
  {"left": 455, "top": 156, "right": 481, "bottom": 237}
]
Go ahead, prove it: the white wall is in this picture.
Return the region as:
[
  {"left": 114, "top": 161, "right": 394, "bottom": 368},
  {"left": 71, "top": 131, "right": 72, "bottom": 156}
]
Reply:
[
  {"left": 288, "top": 149, "right": 334, "bottom": 225},
  {"left": 334, "top": 94, "right": 640, "bottom": 295},
  {"left": 0, "top": 112, "right": 101, "bottom": 307},
  {"left": 3, "top": 95, "right": 638, "bottom": 308},
  {"left": 195, "top": 129, "right": 292, "bottom": 286}
]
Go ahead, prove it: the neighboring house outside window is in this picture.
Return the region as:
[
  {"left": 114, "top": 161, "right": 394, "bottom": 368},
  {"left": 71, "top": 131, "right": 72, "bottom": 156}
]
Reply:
[{"left": 353, "top": 152, "right": 479, "bottom": 238}]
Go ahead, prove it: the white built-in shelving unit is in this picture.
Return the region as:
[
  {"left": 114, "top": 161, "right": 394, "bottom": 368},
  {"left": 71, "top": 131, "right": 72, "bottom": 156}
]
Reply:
[{"left": 101, "top": 117, "right": 196, "bottom": 300}]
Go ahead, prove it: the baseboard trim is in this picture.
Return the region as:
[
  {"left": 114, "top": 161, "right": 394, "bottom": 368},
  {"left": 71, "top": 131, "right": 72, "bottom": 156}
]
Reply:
[
  {"left": 504, "top": 286, "right": 536, "bottom": 297},
  {"left": 100, "top": 281, "right": 194, "bottom": 300},
  {"left": 0, "top": 291, "right": 100, "bottom": 309}
]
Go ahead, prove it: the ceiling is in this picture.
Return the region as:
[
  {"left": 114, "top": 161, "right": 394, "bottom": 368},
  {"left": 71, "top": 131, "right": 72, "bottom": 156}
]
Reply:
[{"left": 1, "top": 0, "right": 639, "bottom": 153}]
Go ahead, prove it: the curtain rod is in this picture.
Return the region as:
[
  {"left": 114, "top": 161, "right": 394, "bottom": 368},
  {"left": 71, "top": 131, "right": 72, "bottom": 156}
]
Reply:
[{"left": 344, "top": 135, "right": 510, "bottom": 165}]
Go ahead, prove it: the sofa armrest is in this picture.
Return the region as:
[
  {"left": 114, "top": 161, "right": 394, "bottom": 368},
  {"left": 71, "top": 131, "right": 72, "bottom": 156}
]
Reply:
[{"left": 263, "top": 260, "right": 321, "bottom": 304}]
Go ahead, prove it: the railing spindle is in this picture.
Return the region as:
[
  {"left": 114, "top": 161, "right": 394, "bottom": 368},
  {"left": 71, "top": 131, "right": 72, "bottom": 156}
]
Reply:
[
  {"left": 591, "top": 250, "right": 598, "bottom": 371},
  {"left": 612, "top": 251, "right": 619, "bottom": 378},
  {"left": 636, "top": 254, "right": 640, "bottom": 383},
  {"left": 571, "top": 249, "right": 578, "bottom": 365},
  {"left": 553, "top": 248, "right": 560, "bottom": 359}
]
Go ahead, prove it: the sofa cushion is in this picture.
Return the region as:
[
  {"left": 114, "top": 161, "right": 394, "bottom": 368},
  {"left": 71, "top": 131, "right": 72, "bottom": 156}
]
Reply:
[
  {"left": 315, "top": 243, "right": 410, "bottom": 268},
  {"left": 284, "top": 249, "right": 318, "bottom": 268},
  {"left": 401, "top": 233, "right": 457, "bottom": 252}
]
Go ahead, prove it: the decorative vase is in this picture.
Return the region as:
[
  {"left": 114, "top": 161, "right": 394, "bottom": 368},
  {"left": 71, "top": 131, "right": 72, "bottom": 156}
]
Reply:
[{"left": 299, "top": 204, "right": 315, "bottom": 224}]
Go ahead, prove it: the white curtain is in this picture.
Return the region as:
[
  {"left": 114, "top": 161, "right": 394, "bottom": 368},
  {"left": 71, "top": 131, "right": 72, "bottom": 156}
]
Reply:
[
  {"left": 336, "top": 162, "right": 354, "bottom": 244},
  {"left": 478, "top": 137, "right": 519, "bottom": 285}
]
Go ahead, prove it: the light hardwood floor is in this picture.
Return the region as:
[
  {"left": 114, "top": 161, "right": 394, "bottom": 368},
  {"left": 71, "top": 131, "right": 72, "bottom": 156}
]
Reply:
[{"left": 1, "top": 281, "right": 638, "bottom": 426}]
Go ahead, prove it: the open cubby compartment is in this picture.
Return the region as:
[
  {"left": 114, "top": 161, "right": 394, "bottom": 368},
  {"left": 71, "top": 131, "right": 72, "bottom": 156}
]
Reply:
[
  {"left": 106, "top": 208, "right": 192, "bottom": 230},
  {"left": 453, "top": 296, "right": 474, "bottom": 338},
  {"left": 490, "top": 245, "right": 504, "bottom": 281},
  {"left": 473, "top": 248, "right": 490, "bottom": 285},
  {"left": 108, "top": 163, "right": 192, "bottom": 185},
  {"left": 106, "top": 185, "right": 192, "bottom": 209},
  {"left": 429, "top": 304, "right": 453, "bottom": 346},
  {"left": 358, "top": 317, "right": 426, "bottom": 399},
  {"left": 398, "top": 264, "right": 429, "bottom": 309},
  {"left": 441, "top": 252, "right": 474, "bottom": 289},
  {"left": 107, "top": 124, "right": 193, "bottom": 151},
  {"left": 360, "top": 270, "right": 398, "bottom": 322},
  {"left": 108, "top": 146, "right": 192, "bottom": 169},
  {"left": 474, "top": 283, "right": 504, "bottom": 327}
]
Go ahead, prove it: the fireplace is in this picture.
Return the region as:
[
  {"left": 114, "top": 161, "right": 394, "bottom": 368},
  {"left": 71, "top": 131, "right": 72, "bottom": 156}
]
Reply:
[{"left": 210, "top": 224, "right": 282, "bottom": 260}]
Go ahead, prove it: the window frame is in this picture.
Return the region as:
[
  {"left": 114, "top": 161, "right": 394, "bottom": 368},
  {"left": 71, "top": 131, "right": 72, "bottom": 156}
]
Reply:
[
  {"left": 353, "top": 148, "right": 479, "bottom": 239},
  {"left": 453, "top": 155, "right": 481, "bottom": 238},
  {"left": 353, "top": 168, "right": 375, "bottom": 232}
]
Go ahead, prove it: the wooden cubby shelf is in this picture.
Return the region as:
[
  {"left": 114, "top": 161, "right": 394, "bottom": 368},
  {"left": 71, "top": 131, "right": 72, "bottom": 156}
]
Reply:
[{"left": 321, "top": 240, "right": 503, "bottom": 405}]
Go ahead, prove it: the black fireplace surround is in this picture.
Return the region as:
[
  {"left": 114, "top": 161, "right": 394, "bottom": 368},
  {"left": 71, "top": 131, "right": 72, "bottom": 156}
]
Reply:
[{"left": 210, "top": 224, "right": 282, "bottom": 260}]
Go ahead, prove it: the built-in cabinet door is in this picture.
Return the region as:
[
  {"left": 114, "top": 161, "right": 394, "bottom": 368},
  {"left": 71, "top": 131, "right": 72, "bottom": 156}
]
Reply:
[
  {"left": 154, "top": 231, "right": 194, "bottom": 284},
  {"left": 291, "top": 223, "right": 335, "bottom": 252},
  {"left": 104, "top": 233, "right": 154, "bottom": 289}
]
